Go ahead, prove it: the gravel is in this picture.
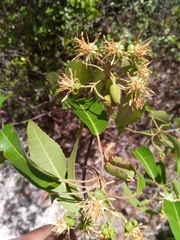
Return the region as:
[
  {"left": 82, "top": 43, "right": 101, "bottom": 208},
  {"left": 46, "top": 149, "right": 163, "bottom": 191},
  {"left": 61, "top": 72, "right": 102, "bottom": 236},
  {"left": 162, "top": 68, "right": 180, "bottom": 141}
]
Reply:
[{"left": 0, "top": 161, "right": 64, "bottom": 240}]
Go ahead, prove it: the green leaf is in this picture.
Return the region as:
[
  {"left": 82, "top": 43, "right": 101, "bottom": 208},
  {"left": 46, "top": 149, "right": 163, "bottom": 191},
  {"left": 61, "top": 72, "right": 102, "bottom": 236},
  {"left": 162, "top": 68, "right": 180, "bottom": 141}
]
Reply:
[
  {"left": 164, "top": 200, "right": 180, "bottom": 240},
  {"left": 149, "top": 110, "right": 170, "bottom": 125},
  {"left": 115, "top": 97, "right": 143, "bottom": 134},
  {"left": 93, "top": 68, "right": 105, "bottom": 82},
  {"left": 67, "top": 123, "right": 83, "bottom": 194},
  {"left": 0, "top": 124, "right": 59, "bottom": 191},
  {"left": 132, "top": 146, "right": 158, "bottom": 179},
  {"left": 123, "top": 183, "right": 157, "bottom": 214},
  {"left": 0, "top": 151, "right": 6, "bottom": 167},
  {"left": 27, "top": 157, "right": 60, "bottom": 180},
  {"left": 172, "top": 180, "right": 180, "bottom": 197},
  {"left": 0, "top": 91, "right": 12, "bottom": 107},
  {"left": 136, "top": 171, "right": 146, "bottom": 194},
  {"left": 65, "top": 38, "right": 74, "bottom": 46},
  {"left": 65, "top": 60, "right": 92, "bottom": 84},
  {"left": 68, "top": 98, "right": 108, "bottom": 135},
  {"left": 27, "top": 120, "right": 78, "bottom": 212},
  {"left": 120, "top": 59, "right": 131, "bottom": 72},
  {"left": 52, "top": 183, "right": 79, "bottom": 213},
  {"left": 160, "top": 133, "right": 174, "bottom": 148},
  {"left": 174, "top": 117, "right": 180, "bottom": 127},
  {"left": 104, "top": 162, "right": 135, "bottom": 181},
  {"left": 165, "top": 133, "right": 180, "bottom": 174},
  {"left": 93, "top": 69, "right": 112, "bottom": 96},
  {"left": 27, "top": 120, "right": 66, "bottom": 180},
  {"left": 46, "top": 71, "right": 59, "bottom": 89},
  {"left": 137, "top": 199, "right": 151, "bottom": 207},
  {"left": 155, "top": 161, "right": 166, "bottom": 184}
]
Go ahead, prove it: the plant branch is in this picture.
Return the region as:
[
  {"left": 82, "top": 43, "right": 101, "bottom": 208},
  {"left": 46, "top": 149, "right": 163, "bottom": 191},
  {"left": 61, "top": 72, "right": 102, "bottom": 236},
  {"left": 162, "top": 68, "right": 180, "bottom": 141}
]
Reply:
[{"left": 81, "top": 134, "right": 94, "bottom": 198}]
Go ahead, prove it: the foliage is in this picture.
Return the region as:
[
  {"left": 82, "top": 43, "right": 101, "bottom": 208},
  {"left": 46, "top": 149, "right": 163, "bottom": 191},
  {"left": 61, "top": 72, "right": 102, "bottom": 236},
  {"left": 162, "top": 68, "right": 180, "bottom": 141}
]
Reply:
[
  {"left": 0, "top": 0, "right": 179, "bottom": 122},
  {"left": 0, "top": 0, "right": 103, "bottom": 120},
  {"left": 1, "top": 33, "right": 180, "bottom": 239}
]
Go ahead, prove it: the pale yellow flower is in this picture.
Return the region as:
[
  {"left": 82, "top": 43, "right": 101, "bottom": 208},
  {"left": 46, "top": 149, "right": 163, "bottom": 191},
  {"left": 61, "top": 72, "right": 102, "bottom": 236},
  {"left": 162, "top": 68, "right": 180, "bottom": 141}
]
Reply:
[
  {"left": 124, "top": 223, "right": 146, "bottom": 240},
  {"left": 126, "top": 65, "right": 153, "bottom": 109},
  {"left": 52, "top": 219, "right": 69, "bottom": 236},
  {"left": 81, "top": 223, "right": 102, "bottom": 240},
  {"left": 136, "top": 62, "right": 152, "bottom": 80},
  {"left": 73, "top": 32, "right": 102, "bottom": 65},
  {"left": 103, "top": 36, "right": 125, "bottom": 65},
  {"left": 56, "top": 68, "right": 75, "bottom": 102},
  {"left": 133, "top": 40, "right": 151, "bottom": 62},
  {"left": 77, "top": 196, "right": 108, "bottom": 224}
]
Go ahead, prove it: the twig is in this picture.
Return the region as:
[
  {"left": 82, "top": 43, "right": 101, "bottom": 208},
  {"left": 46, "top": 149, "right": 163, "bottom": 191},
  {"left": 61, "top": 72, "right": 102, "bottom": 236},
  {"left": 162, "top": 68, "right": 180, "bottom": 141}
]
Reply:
[{"left": 11, "top": 111, "right": 53, "bottom": 125}]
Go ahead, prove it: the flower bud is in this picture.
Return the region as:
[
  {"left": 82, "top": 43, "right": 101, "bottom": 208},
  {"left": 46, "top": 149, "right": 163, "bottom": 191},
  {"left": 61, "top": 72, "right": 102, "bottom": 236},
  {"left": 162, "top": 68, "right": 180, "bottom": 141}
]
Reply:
[
  {"left": 63, "top": 212, "right": 76, "bottom": 227},
  {"left": 110, "top": 84, "right": 121, "bottom": 104},
  {"left": 117, "top": 44, "right": 125, "bottom": 58},
  {"left": 127, "top": 44, "right": 135, "bottom": 52},
  {"left": 93, "top": 189, "right": 104, "bottom": 200},
  {"left": 72, "top": 79, "right": 81, "bottom": 95},
  {"left": 103, "top": 95, "right": 112, "bottom": 106},
  {"left": 124, "top": 221, "right": 134, "bottom": 233},
  {"left": 101, "top": 223, "right": 116, "bottom": 239},
  {"left": 131, "top": 219, "right": 138, "bottom": 227}
]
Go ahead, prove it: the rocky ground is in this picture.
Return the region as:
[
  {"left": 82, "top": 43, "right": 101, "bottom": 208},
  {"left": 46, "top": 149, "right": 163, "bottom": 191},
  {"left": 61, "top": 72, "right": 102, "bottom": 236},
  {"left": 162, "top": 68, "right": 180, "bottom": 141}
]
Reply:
[
  {"left": 0, "top": 162, "right": 65, "bottom": 239},
  {"left": 0, "top": 59, "right": 179, "bottom": 239}
]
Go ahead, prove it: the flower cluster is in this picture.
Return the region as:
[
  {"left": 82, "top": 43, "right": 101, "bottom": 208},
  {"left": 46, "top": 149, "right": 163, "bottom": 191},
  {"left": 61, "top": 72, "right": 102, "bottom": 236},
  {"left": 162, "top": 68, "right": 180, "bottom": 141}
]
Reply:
[
  {"left": 56, "top": 68, "right": 76, "bottom": 102},
  {"left": 73, "top": 32, "right": 102, "bottom": 66},
  {"left": 123, "top": 219, "right": 146, "bottom": 240},
  {"left": 103, "top": 36, "right": 125, "bottom": 65},
  {"left": 52, "top": 190, "right": 117, "bottom": 239},
  {"left": 53, "top": 212, "right": 76, "bottom": 237},
  {"left": 53, "top": 218, "right": 70, "bottom": 236},
  {"left": 126, "top": 58, "right": 153, "bottom": 109},
  {"left": 76, "top": 190, "right": 113, "bottom": 238},
  {"left": 126, "top": 69, "right": 153, "bottom": 109},
  {"left": 133, "top": 40, "right": 151, "bottom": 62},
  {"left": 77, "top": 196, "right": 108, "bottom": 224},
  {"left": 54, "top": 32, "right": 153, "bottom": 109},
  {"left": 124, "top": 224, "right": 146, "bottom": 240}
]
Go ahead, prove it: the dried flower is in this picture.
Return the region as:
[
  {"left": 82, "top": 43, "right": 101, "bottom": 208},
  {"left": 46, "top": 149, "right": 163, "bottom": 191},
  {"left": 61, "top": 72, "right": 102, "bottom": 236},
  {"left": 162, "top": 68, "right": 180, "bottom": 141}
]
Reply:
[
  {"left": 126, "top": 65, "right": 153, "bottom": 109},
  {"left": 136, "top": 61, "right": 152, "bottom": 78},
  {"left": 53, "top": 218, "right": 69, "bottom": 236},
  {"left": 53, "top": 211, "right": 76, "bottom": 236},
  {"left": 81, "top": 222, "right": 102, "bottom": 240},
  {"left": 103, "top": 36, "right": 125, "bottom": 65},
  {"left": 101, "top": 222, "right": 116, "bottom": 239},
  {"left": 78, "top": 213, "right": 102, "bottom": 239},
  {"left": 77, "top": 196, "right": 108, "bottom": 224},
  {"left": 73, "top": 32, "right": 102, "bottom": 65},
  {"left": 134, "top": 40, "right": 151, "bottom": 62},
  {"left": 56, "top": 68, "right": 76, "bottom": 102},
  {"left": 124, "top": 223, "right": 146, "bottom": 240}
]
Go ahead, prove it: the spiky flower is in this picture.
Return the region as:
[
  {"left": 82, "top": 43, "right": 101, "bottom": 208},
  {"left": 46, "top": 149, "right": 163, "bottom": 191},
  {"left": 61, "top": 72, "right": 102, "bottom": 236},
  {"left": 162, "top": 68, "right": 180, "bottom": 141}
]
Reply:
[
  {"left": 124, "top": 223, "right": 146, "bottom": 240},
  {"left": 134, "top": 40, "right": 151, "bottom": 62},
  {"left": 79, "top": 219, "right": 102, "bottom": 240},
  {"left": 77, "top": 196, "right": 108, "bottom": 224},
  {"left": 56, "top": 68, "right": 76, "bottom": 102},
  {"left": 126, "top": 65, "right": 153, "bottom": 109},
  {"left": 103, "top": 36, "right": 125, "bottom": 65},
  {"left": 53, "top": 211, "right": 76, "bottom": 236},
  {"left": 73, "top": 32, "right": 102, "bottom": 65},
  {"left": 52, "top": 218, "right": 69, "bottom": 236},
  {"left": 136, "top": 62, "right": 152, "bottom": 80}
]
